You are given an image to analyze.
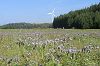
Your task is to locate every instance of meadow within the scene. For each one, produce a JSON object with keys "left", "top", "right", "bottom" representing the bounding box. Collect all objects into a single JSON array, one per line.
[{"left": 0, "top": 29, "right": 100, "bottom": 66}]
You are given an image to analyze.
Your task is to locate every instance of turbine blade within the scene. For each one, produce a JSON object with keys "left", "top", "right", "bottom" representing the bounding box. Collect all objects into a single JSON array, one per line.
[
  {"left": 53, "top": 14, "right": 55, "bottom": 17},
  {"left": 48, "top": 13, "right": 52, "bottom": 15},
  {"left": 52, "top": 8, "right": 55, "bottom": 13}
]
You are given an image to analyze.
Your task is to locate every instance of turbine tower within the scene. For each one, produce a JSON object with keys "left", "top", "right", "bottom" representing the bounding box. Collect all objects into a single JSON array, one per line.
[{"left": 48, "top": 8, "right": 55, "bottom": 22}]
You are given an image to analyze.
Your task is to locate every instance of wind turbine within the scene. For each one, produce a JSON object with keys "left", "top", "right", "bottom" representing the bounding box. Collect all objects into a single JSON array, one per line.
[{"left": 48, "top": 8, "right": 55, "bottom": 22}]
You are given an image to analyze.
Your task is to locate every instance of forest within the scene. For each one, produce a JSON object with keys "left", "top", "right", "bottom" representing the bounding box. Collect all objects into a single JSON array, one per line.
[
  {"left": 0, "top": 23, "right": 52, "bottom": 29},
  {"left": 53, "top": 3, "right": 100, "bottom": 29}
]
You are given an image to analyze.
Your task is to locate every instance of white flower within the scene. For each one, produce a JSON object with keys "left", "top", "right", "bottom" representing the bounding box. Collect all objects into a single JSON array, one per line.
[
  {"left": 96, "top": 46, "right": 99, "bottom": 49},
  {"left": 69, "top": 37, "right": 73, "bottom": 40}
]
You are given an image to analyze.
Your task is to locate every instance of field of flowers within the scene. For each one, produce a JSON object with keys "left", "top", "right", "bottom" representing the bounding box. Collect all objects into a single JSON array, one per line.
[{"left": 0, "top": 29, "right": 100, "bottom": 66}]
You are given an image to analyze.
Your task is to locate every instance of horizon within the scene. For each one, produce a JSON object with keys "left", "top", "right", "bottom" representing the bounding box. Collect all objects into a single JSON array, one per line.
[{"left": 0, "top": 0, "right": 100, "bottom": 25}]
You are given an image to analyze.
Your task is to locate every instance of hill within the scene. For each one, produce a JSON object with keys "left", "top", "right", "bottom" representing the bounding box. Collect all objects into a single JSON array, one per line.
[
  {"left": 53, "top": 3, "right": 100, "bottom": 29},
  {"left": 0, "top": 23, "right": 52, "bottom": 29}
]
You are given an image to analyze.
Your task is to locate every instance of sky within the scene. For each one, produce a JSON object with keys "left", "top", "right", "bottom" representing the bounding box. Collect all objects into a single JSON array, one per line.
[{"left": 0, "top": 0, "right": 100, "bottom": 25}]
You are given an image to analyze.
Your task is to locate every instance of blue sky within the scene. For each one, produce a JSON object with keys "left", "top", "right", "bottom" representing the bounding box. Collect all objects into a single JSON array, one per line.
[{"left": 0, "top": 0, "right": 100, "bottom": 25}]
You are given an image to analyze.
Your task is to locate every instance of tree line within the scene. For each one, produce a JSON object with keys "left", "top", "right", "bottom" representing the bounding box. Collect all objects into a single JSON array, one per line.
[
  {"left": 0, "top": 23, "right": 52, "bottom": 29},
  {"left": 53, "top": 3, "right": 100, "bottom": 29}
]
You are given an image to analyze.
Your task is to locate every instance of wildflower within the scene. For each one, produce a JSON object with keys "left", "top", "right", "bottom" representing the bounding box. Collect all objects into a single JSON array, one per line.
[
  {"left": 81, "top": 45, "right": 93, "bottom": 53},
  {"left": 65, "top": 47, "right": 77, "bottom": 53},
  {"left": 57, "top": 44, "right": 64, "bottom": 50},
  {"left": 69, "top": 37, "right": 73, "bottom": 41},
  {"left": 96, "top": 46, "right": 99, "bottom": 49}
]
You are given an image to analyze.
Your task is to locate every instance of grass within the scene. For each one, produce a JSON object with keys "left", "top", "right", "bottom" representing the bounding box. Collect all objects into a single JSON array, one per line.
[{"left": 0, "top": 29, "right": 100, "bottom": 66}]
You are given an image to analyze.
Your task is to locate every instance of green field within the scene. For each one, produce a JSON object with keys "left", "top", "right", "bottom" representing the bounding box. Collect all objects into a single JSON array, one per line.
[{"left": 0, "top": 29, "right": 100, "bottom": 66}]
